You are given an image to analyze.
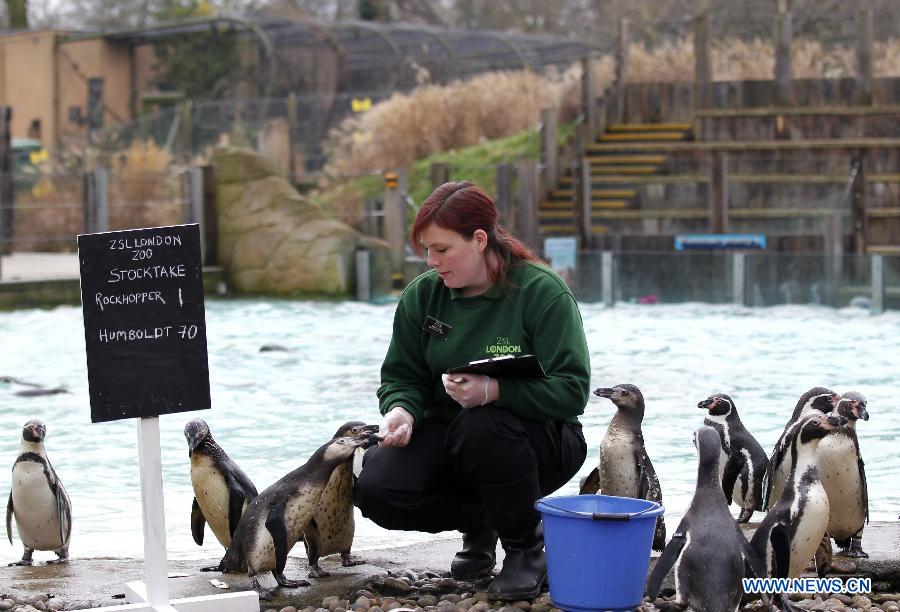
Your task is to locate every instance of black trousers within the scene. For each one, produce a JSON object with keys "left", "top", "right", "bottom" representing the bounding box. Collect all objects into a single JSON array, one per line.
[{"left": 354, "top": 406, "right": 587, "bottom": 539}]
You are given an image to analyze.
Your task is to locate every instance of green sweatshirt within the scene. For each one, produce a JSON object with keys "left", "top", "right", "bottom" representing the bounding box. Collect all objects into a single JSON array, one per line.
[{"left": 377, "top": 260, "right": 591, "bottom": 424}]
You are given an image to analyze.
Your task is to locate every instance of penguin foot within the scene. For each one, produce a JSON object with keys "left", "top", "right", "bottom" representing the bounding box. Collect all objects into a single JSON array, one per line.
[
  {"left": 341, "top": 553, "right": 366, "bottom": 567},
  {"left": 8, "top": 560, "right": 34, "bottom": 566},
  {"left": 272, "top": 570, "right": 310, "bottom": 588},
  {"left": 737, "top": 508, "right": 754, "bottom": 523},
  {"left": 250, "top": 577, "right": 277, "bottom": 601},
  {"left": 307, "top": 563, "right": 330, "bottom": 578},
  {"left": 199, "top": 565, "right": 221, "bottom": 572},
  {"left": 45, "top": 557, "right": 69, "bottom": 565},
  {"left": 837, "top": 538, "right": 869, "bottom": 559}
]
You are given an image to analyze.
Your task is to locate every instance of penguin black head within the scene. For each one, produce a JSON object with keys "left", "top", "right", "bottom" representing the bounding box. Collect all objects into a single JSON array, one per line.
[
  {"left": 331, "top": 421, "right": 380, "bottom": 439},
  {"left": 184, "top": 418, "right": 211, "bottom": 457},
  {"left": 797, "top": 387, "right": 838, "bottom": 414},
  {"left": 21, "top": 419, "right": 46, "bottom": 443},
  {"left": 698, "top": 393, "right": 734, "bottom": 416},
  {"left": 796, "top": 412, "right": 848, "bottom": 446},
  {"left": 694, "top": 426, "right": 722, "bottom": 464},
  {"left": 594, "top": 384, "right": 644, "bottom": 412},
  {"left": 836, "top": 391, "right": 869, "bottom": 422}
]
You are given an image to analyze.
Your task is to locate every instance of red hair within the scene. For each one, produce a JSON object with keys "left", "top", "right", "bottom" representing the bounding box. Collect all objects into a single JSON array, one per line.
[{"left": 410, "top": 181, "right": 541, "bottom": 287}]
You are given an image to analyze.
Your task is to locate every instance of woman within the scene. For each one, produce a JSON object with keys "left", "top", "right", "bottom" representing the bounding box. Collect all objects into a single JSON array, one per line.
[{"left": 354, "top": 181, "right": 590, "bottom": 600}]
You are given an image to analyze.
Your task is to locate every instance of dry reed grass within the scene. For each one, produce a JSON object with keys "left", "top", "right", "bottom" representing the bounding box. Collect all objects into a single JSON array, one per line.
[
  {"left": 105, "top": 140, "right": 183, "bottom": 232},
  {"left": 324, "top": 36, "right": 900, "bottom": 177}
]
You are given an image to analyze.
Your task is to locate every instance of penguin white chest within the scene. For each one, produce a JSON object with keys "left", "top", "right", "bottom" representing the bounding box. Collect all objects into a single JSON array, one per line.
[
  {"left": 816, "top": 436, "right": 865, "bottom": 537},
  {"left": 313, "top": 464, "right": 355, "bottom": 554},
  {"left": 11, "top": 461, "right": 64, "bottom": 550},
  {"left": 190, "top": 455, "right": 233, "bottom": 547},
  {"left": 599, "top": 429, "right": 639, "bottom": 497},
  {"left": 789, "top": 481, "right": 829, "bottom": 577}
]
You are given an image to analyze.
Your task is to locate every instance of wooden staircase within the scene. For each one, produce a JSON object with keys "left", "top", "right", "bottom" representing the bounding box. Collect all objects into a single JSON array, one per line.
[{"left": 539, "top": 123, "right": 693, "bottom": 236}]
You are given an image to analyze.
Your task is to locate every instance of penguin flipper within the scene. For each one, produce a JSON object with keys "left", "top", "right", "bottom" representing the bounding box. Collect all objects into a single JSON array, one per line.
[
  {"left": 579, "top": 467, "right": 600, "bottom": 495},
  {"left": 854, "top": 440, "right": 869, "bottom": 522},
  {"left": 741, "top": 534, "right": 768, "bottom": 579},
  {"left": 191, "top": 497, "right": 206, "bottom": 546},
  {"left": 6, "top": 492, "right": 12, "bottom": 545},
  {"left": 646, "top": 529, "right": 686, "bottom": 599},
  {"left": 264, "top": 503, "right": 290, "bottom": 574},
  {"left": 722, "top": 455, "right": 743, "bottom": 506},
  {"left": 223, "top": 466, "right": 258, "bottom": 537},
  {"left": 770, "top": 522, "right": 790, "bottom": 578}
]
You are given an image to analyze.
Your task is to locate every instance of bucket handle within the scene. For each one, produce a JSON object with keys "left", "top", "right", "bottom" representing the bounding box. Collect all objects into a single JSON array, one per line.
[{"left": 539, "top": 501, "right": 659, "bottom": 521}]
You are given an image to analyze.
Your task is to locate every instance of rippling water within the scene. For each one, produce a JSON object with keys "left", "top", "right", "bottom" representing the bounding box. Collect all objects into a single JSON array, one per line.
[{"left": 1, "top": 299, "right": 897, "bottom": 563}]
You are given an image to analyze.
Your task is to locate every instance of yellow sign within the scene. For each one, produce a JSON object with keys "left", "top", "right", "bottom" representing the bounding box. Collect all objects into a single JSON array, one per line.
[
  {"left": 29, "top": 148, "right": 49, "bottom": 164},
  {"left": 384, "top": 171, "right": 398, "bottom": 189},
  {"left": 351, "top": 97, "right": 372, "bottom": 112}
]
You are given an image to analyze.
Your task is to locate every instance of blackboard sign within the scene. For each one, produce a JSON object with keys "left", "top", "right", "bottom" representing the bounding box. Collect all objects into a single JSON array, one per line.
[{"left": 78, "top": 224, "right": 211, "bottom": 423}]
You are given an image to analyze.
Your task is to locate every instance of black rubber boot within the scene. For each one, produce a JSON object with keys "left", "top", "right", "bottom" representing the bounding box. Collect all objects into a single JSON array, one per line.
[
  {"left": 451, "top": 515, "right": 498, "bottom": 579},
  {"left": 487, "top": 523, "right": 547, "bottom": 601}
]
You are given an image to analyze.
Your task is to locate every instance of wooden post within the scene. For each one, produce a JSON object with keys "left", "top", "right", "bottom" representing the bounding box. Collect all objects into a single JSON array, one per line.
[
  {"left": 201, "top": 165, "right": 217, "bottom": 266},
  {"left": 709, "top": 152, "right": 728, "bottom": 233},
  {"left": 0, "top": 105, "right": 12, "bottom": 263},
  {"left": 857, "top": 5, "right": 874, "bottom": 105},
  {"left": 851, "top": 154, "right": 867, "bottom": 255},
  {"left": 84, "top": 167, "right": 109, "bottom": 234},
  {"left": 287, "top": 93, "right": 298, "bottom": 183},
  {"left": 614, "top": 18, "right": 629, "bottom": 125},
  {"left": 871, "top": 254, "right": 884, "bottom": 315},
  {"left": 517, "top": 160, "right": 540, "bottom": 252},
  {"left": 495, "top": 163, "right": 514, "bottom": 231},
  {"left": 184, "top": 167, "right": 206, "bottom": 263},
  {"left": 577, "top": 157, "right": 592, "bottom": 246},
  {"left": 581, "top": 56, "right": 597, "bottom": 140},
  {"left": 601, "top": 251, "right": 615, "bottom": 307},
  {"left": 774, "top": 0, "right": 793, "bottom": 106},
  {"left": 694, "top": 12, "right": 711, "bottom": 108},
  {"left": 540, "top": 108, "right": 558, "bottom": 194},
  {"left": 824, "top": 211, "right": 844, "bottom": 306},
  {"left": 355, "top": 249, "right": 371, "bottom": 302},
  {"left": 732, "top": 253, "right": 746, "bottom": 306},
  {"left": 384, "top": 169, "right": 406, "bottom": 274},
  {"left": 181, "top": 101, "right": 193, "bottom": 162},
  {"left": 430, "top": 162, "right": 450, "bottom": 190}
]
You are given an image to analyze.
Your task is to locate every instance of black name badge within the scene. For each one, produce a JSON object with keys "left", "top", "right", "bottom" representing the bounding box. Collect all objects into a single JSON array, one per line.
[
  {"left": 423, "top": 315, "right": 453, "bottom": 340},
  {"left": 77, "top": 224, "right": 211, "bottom": 423}
]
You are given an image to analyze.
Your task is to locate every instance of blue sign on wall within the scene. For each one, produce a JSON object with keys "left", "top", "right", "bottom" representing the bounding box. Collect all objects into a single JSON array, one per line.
[{"left": 674, "top": 234, "right": 767, "bottom": 251}]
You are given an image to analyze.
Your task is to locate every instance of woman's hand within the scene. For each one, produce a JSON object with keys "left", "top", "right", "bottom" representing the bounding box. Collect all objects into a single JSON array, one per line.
[
  {"left": 379, "top": 406, "right": 414, "bottom": 447},
  {"left": 442, "top": 373, "right": 498, "bottom": 409}
]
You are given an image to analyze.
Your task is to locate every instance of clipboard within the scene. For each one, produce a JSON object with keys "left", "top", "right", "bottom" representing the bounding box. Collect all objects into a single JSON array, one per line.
[{"left": 446, "top": 354, "right": 546, "bottom": 378}]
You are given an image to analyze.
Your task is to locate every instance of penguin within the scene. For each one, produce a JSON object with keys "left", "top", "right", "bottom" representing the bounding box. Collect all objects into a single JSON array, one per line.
[
  {"left": 647, "top": 426, "right": 767, "bottom": 612},
  {"left": 184, "top": 418, "right": 258, "bottom": 572},
  {"left": 303, "top": 421, "right": 380, "bottom": 578},
  {"left": 816, "top": 391, "right": 870, "bottom": 561},
  {"left": 5, "top": 419, "right": 72, "bottom": 566},
  {"left": 698, "top": 393, "right": 769, "bottom": 523},
  {"left": 750, "top": 412, "right": 848, "bottom": 588},
  {"left": 221, "top": 432, "right": 380, "bottom": 599},
  {"left": 579, "top": 384, "right": 666, "bottom": 551},
  {"left": 764, "top": 387, "right": 838, "bottom": 509}
]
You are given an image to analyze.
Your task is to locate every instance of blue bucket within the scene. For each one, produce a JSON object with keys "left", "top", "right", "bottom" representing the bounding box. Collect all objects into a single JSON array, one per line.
[{"left": 535, "top": 494, "right": 664, "bottom": 612}]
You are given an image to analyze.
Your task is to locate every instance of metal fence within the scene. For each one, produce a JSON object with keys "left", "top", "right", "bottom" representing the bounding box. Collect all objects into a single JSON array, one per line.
[{"left": 0, "top": 167, "right": 198, "bottom": 254}]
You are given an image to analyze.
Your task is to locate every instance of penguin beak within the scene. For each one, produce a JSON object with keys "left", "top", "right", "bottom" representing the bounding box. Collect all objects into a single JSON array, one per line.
[
  {"left": 854, "top": 403, "right": 869, "bottom": 421},
  {"left": 825, "top": 414, "right": 848, "bottom": 429},
  {"left": 186, "top": 432, "right": 203, "bottom": 456},
  {"left": 698, "top": 398, "right": 713, "bottom": 410},
  {"left": 594, "top": 388, "right": 614, "bottom": 399}
]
